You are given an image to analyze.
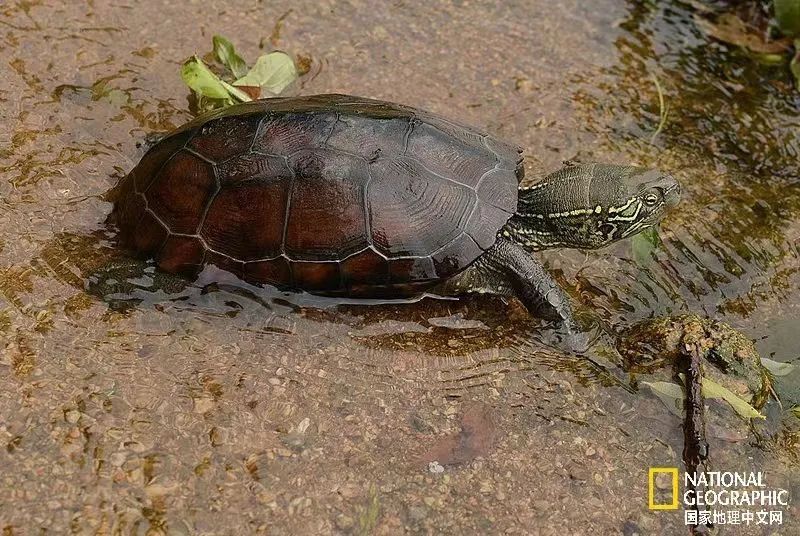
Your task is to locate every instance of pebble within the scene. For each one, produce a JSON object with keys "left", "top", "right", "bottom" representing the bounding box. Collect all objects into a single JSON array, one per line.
[
  {"left": 428, "top": 461, "right": 445, "bottom": 474},
  {"left": 338, "top": 484, "right": 360, "bottom": 499},
  {"left": 193, "top": 396, "right": 214, "bottom": 414},
  {"left": 568, "top": 465, "right": 589, "bottom": 482},
  {"left": 335, "top": 514, "right": 354, "bottom": 530},
  {"left": 408, "top": 505, "right": 428, "bottom": 522}
]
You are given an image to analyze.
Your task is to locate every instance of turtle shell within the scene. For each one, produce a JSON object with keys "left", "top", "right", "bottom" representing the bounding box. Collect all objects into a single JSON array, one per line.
[{"left": 114, "top": 94, "right": 522, "bottom": 293}]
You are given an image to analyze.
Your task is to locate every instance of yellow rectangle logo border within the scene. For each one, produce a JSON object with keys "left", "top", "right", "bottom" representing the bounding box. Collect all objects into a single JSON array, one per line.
[{"left": 648, "top": 467, "right": 679, "bottom": 510}]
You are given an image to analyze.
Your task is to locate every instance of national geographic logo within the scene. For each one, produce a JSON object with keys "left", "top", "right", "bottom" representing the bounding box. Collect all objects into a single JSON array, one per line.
[
  {"left": 648, "top": 468, "right": 790, "bottom": 526},
  {"left": 648, "top": 467, "right": 679, "bottom": 510}
]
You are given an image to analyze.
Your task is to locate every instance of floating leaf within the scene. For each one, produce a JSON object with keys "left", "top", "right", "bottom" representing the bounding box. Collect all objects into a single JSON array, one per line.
[
  {"left": 761, "top": 357, "right": 797, "bottom": 377},
  {"left": 213, "top": 35, "right": 248, "bottom": 79},
  {"left": 700, "top": 377, "right": 764, "bottom": 420},
  {"left": 181, "top": 55, "right": 233, "bottom": 101},
  {"left": 642, "top": 381, "right": 684, "bottom": 416},
  {"left": 775, "top": 0, "right": 800, "bottom": 37},
  {"left": 181, "top": 55, "right": 252, "bottom": 108},
  {"left": 694, "top": 13, "right": 792, "bottom": 54},
  {"left": 234, "top": 51, "right": 298, "bottom": 95},
  {"left": 644, "top": 376, "right": 764, "bottom": 420},
  {"left": 182, "top": 38, "right": 300, "bottom": 113}
]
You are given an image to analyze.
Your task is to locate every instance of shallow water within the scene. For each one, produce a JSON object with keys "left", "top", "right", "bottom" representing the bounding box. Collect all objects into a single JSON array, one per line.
[{"left": 1, "top": 0, "right": 798, "bottom": 533}]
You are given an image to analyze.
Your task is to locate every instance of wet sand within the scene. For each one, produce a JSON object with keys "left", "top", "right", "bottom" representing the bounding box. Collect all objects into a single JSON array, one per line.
[{"left": 1, "top": 1, "right": 798, "bottom": 533}]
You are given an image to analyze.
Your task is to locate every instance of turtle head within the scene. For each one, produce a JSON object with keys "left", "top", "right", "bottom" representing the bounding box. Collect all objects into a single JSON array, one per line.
[{"left": 516, "top": 163, "right": 681, "bottom": 250}]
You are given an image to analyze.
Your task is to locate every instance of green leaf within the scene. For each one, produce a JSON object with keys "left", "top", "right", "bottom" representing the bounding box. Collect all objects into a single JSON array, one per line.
[
  {"left": 700, "top": 377, "right": 764, "bottom": 420},
  {"left": 219, "top": 79, "right": 253, "bottom": 102},
  {"left": 234, "top": 51, "right": 298, "bottom": 95},
  {"left": 775, "top": 0, "right": 800, "bottom": 37},
  {"left": 213, "top": 35, "right": 248, "bottom": 79},
  {"left": 791, "top": 40, "right": 800, "bottom": 89},
  {"left": 643, "top": 377, "right": 765, "bottom": 420},
  {"left": 761, "top": 357, "right": 797, "bottom": 377},
  {"left": 631, "top": 227, "right": 661, "bottom": 266},
  {"left": 643, "top": 380, "right": 684, "bottom": 399},
  {"left": 754, "top": 53, "right": 788, "bottom": 65},
  {"left": 791, "top": 406, "right": 800, "bottom": 419},
  {"left": 642, "top": 381, "right": 684, "bottom": 416},
  {"left": 181, "top": 55, "right": 233, "bottom": 101}
]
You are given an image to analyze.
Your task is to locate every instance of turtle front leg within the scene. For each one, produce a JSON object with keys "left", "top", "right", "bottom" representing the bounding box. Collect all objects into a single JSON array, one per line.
[{"left": 441, "top": 237, "right": 586, "bottom": 349}]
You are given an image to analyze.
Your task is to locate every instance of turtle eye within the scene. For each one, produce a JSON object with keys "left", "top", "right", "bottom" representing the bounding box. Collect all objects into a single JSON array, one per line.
[{"left": 643, "top": 189, "right": 661, "bottom": 206}]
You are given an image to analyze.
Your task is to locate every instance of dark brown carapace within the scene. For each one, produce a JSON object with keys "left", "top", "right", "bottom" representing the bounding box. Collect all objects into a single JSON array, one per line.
[{"left": 113, "top": 94, "right": 522, "bottom": 294}]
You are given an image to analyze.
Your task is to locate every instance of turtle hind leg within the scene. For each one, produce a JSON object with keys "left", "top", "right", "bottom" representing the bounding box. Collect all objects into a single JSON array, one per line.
[
  {"left": 442, "top": 237, "right": 591, "bottom": 351},
  {"left": 438, "top": 255, "right": 514, "bottom": 299}
]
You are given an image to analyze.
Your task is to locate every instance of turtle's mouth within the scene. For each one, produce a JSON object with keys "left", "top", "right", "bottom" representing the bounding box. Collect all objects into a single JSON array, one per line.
[{"left": 663, "top": 181, "right": 681, "bottom": 208}]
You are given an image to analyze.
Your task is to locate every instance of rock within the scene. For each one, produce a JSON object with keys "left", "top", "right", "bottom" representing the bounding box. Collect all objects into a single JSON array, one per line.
[
  {"left": 427, "top": 461, "right": 445, "bottom": 474},
  {"left": 419, "top": 403, "right": 498, "bottom": 467}
]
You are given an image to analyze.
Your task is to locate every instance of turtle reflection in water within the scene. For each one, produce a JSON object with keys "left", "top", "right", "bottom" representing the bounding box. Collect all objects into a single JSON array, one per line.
[{"left": 112, "top": 94, "right": 680, "bottom": 345}]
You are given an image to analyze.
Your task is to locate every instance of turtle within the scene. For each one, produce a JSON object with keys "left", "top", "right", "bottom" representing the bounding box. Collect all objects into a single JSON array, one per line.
[{"left": 112, "top": 94, "right": 680, "bottom": 340}]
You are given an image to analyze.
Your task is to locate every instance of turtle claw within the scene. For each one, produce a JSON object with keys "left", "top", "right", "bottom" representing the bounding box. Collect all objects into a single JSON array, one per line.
[
  {"left": 136, "top": 132, "right": 166, "bottom": 152},
  {"left": 555, "top": 310, "right": 600, "bottom": 353},
  {"left": 537, "top": 321, "right": 593, "bottom": 353}
]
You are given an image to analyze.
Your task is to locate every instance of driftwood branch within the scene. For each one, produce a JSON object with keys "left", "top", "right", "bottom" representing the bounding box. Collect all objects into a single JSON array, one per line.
[{"left": 683, "top": 341, "right": 711, "bottom": 535}]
